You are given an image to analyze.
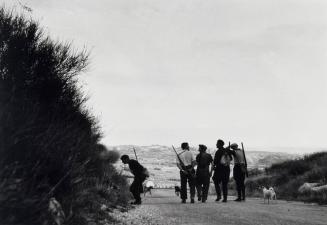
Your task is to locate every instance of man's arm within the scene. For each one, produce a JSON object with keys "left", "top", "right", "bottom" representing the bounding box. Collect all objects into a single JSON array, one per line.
[
  {"left": 213, "top": 150, "right": 221, "bottom": 168},
  {"left": 209, "top": 155, "right": 214, "bottom": 176},
  {"left": 228, "top": 148, "right": 236, "bottom": 157},
  {"left": 191, "top": 152, "right": 197, "bottom": 167},
  {"left": 176, "top": 158, "right": 183, "bottom": 171}
]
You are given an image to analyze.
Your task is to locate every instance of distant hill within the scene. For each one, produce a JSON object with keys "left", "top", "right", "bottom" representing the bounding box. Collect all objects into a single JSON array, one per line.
[{"left": 111, "top": 145, "right": 299, "bottom": 187}]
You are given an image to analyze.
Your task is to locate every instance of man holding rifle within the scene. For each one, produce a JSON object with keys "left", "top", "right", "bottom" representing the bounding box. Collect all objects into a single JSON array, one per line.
[
  {"left": 231, "top": 143, "right": 248, "bottom": 202},
  {"left": 120, "top": 154, "right": 148, "bottom": 205},
  {"left": 174, "top": 142, "right": 196, "bottom": 204}
]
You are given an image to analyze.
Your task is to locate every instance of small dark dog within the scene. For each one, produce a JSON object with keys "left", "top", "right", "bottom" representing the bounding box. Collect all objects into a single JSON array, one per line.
[{"left": 175, "top": 186, "right": 181, "bottom": 196}]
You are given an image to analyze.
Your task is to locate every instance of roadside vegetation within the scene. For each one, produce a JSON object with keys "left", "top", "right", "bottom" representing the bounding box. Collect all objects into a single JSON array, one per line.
[
  {"left": 244, "top": 152, "right": 327, "bottom": 204},
  {"left": 0, "top": 8, "right": 129, "bottom": 225}
]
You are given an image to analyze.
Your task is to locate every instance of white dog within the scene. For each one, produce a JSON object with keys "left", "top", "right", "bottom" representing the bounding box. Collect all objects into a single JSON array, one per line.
[
  {"left": 269, "top": 187, "right": 277, "bottom": 201},
  {"left": 143, "top": 180, "right": 155, "bottom": 196},
  {"left": 261, "top": 186, "right": 274, "bottom": 204}
]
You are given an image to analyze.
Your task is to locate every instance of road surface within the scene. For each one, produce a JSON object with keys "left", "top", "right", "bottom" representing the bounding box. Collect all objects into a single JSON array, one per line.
[{"left": 109, "top": 189, "right": 327, "bottom": 225}]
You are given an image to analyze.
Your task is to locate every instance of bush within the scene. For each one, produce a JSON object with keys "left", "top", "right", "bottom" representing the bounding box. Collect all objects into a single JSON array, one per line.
[
  {"left": 0, "top": 8, "right": 129, "bottom": 225},
  {"left": 246, "top": 151, "right": 327, "bottom": 204}
]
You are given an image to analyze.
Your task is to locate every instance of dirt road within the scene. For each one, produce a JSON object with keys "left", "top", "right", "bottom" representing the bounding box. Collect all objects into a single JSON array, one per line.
[{"left": 109, "top": 189, "right": 327, "bottom": 225}]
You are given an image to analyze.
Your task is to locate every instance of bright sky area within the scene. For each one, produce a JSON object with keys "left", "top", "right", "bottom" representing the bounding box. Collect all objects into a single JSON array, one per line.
[{"left": 3, "top": 0, "right": 327, "bottom": 153}]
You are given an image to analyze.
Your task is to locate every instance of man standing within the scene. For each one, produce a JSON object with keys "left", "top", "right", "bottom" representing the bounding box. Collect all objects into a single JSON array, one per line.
[
  {"left": 212, "top": 139, "right": 233, "bottom": 202},
  {"left": 195, "top": 144, "right": 213, "bottom": 203},
  {"left": 120, "top": 155, "right": 147, "bottom": 205},
  {"left": 176, "top": 142, "right": 196, "bottom": 204},
  {"left": 231, "top": 143, "right": 247, "bottom": 201}
]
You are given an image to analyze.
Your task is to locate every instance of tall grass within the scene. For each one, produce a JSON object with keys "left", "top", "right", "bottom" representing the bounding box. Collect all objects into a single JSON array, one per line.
[{"left": 0, "top": 8, "right": 129, "bottom": 225}]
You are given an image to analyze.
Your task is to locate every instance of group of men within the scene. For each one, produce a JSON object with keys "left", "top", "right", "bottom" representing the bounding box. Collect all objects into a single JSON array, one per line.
[
  {"left": 120, "top": 139, "right": 247, "bottom": 205},
  {"left": 176, "top": 139, "right": 247, "bottom": 203}
]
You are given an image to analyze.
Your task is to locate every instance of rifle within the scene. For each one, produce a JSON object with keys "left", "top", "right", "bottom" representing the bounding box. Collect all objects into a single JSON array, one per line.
[
  {"left": 133, "top": 147, "right": 138, "bottom": 161},
  {"left": 132, "top": 147, "right": 149, "bottom": 178},
  {"left": 172, "top": 145, "right": 194, "bottom": 176},
  {"left": 241, "top": 142, "right": 249, "bottom": 177}
]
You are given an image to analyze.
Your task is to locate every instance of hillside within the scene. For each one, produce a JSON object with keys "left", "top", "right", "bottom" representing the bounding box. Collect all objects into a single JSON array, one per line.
[
  {"left": 112, "top": 145, "right": 298, "bottom": 187},
  {"left": 246, "top": 151, "right": 327, "bottom": 204}
]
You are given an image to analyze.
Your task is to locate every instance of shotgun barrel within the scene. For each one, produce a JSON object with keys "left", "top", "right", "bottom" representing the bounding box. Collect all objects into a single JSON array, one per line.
[
  {"left": 241, "top": 142, "right": 249, "bottom": 177},
  {"left": 133, "top": 147, "right": 138, "bottom": 161}
]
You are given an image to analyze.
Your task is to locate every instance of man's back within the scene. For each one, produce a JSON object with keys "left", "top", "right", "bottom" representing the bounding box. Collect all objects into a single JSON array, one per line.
[
  {"left": 128, "top": 159, "right": 144, "bottom": 177},
  {"left": 177, "top": 150, "right": 195, "bottom": 167},
  {"left": 233, "top": 149, "right": 245, "bottom": 164},
  {"left": 196, "top": 152, "right": 213, "bottom": 169}
]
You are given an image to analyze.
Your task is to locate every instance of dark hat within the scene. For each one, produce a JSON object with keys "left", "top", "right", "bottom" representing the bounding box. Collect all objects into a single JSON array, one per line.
[
  {"left": 181, "top": 142, "right": 189, "bottom": 149},
  {"left": 120, "top": 155, "right": 129, "bottom": 161},
  {"left": 199, "top": 144, "right": 207, "bottom": 151},
  {"left": 217, "top": 139, "right": 224, "bottom": 146},
  {"left": 230, "top": 143, "right": 238, "bottom": 149}
]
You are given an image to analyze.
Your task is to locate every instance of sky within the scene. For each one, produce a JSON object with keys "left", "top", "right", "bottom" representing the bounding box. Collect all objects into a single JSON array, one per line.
[{"left": 2, "top": 0, "right": 327, "bottom": 152}]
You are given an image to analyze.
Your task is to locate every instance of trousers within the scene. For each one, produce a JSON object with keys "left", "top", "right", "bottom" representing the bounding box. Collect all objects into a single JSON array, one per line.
[
  {"left": 196, "top": 173, "right": 210, "bottom": 201},
  {"left": 130, "top": 176, "right": 146, "bottom": 202},
  {"left": 180, "top": 170, "right": 196, "bottom": 200},
  {"left": 212, "top": 166, "right": 230, "bottom": 200},
  {"left": 233, "top": 164, "right": 246, "bottom": 199}
]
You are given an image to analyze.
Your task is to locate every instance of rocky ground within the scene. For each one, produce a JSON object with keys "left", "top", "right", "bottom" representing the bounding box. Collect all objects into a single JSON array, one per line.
[{"left": 106, "top": 189, "right": 327, "bottom": 225}]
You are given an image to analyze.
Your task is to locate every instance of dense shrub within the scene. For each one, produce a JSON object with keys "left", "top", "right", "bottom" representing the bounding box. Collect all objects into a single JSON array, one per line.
[
  {"left": 245, "top": 152, "right": 327, "bottom": 204},
  {"left": 0, "top": 8, "right": 129, "bottom": 225},
  {"left": 247, "top": 168, "right": 264, "bottom": 177}
]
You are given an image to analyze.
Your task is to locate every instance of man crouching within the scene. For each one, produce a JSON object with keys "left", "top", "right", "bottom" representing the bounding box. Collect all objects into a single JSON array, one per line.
[{"left": 121, "top": 155, "right": 147, "bottom": 205}]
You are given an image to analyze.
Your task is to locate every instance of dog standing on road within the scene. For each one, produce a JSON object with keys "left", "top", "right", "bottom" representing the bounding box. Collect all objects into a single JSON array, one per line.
[
  {"left": 261, "top": 186, "right": 274, "bottom": 204},
  {"left": 175, "top": 186, "right": 181, "bottom": 196}
]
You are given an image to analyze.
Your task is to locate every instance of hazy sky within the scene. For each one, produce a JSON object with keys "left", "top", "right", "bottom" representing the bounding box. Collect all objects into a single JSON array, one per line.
[{"left": 3, "top": 0, "right": 327, "bottom": 151}]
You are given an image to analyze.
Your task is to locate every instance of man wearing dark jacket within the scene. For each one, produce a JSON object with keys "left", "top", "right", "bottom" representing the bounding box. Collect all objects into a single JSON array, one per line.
[
  {"left": 196, "top": 144, "right": 213, "bottom": 203},
  {"left": 121, "top": 155, "right": 147, "bottom": 205},
  {"left": 231, "top": 143, "right": 247, "bottom": 201},
  {"left": 212, "top": 139, "right": 234, "bottom": 202}
]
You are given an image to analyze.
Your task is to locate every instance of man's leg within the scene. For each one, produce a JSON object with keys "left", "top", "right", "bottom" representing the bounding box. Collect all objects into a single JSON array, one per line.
[
  {"left": 235, "top": 178, "right": 242, "bottom": 201},
  {"left": 222, "top": 168, "right": 230, "bottom": 202},
  {"left": 196, "top": 176, "right": 202, "bottom": 201},
  {"left": 202, "top": 176, "right": 210, "bottom": 202},
  {"left": 234, "top": 167, "right": 242, "bottom": 201},
  {"left": 188, "top": 174, "right": 196, "bottom": 203},
  {"left": 134, "top": 178, "right": 143, "bottom": 204},
  {"left": 240, "top": 173, "right": 246, "bottom": 200},
  {"left": 213, "top": 176, "right": 222, "bottom": 200},
  {"left": 180, "top": 171, "right": 187, "bottom": 202},
  {"left": 130, "top": 180, "right": 141, "bottom": 203}
]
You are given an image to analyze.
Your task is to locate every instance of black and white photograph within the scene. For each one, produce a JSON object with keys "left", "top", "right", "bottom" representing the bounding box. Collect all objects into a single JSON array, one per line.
[{"left": 0, "top": 0, "right": 326, "bottom": 225}]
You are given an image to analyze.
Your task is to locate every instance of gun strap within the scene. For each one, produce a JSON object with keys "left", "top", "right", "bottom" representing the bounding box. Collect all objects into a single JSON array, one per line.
[{"left": 178, "top": 150, "right": 186, "bottom": 156}]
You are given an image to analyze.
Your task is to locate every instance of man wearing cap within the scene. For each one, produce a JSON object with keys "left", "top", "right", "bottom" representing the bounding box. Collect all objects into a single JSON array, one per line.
[
  {"left": 120, "top": 154, "right": 147, "bottom": 205},
  {"left": 231, "top": 143, "right": 247, "bottom": 201},
  {"left": 195, "top": 144, "right": 213, "bottom": 203},
  {"left": 212, "top": 139, "right": 234, "bottom": 202},
  {"left": 176, "top": 142, "right": 196, "bottom": 203}
]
